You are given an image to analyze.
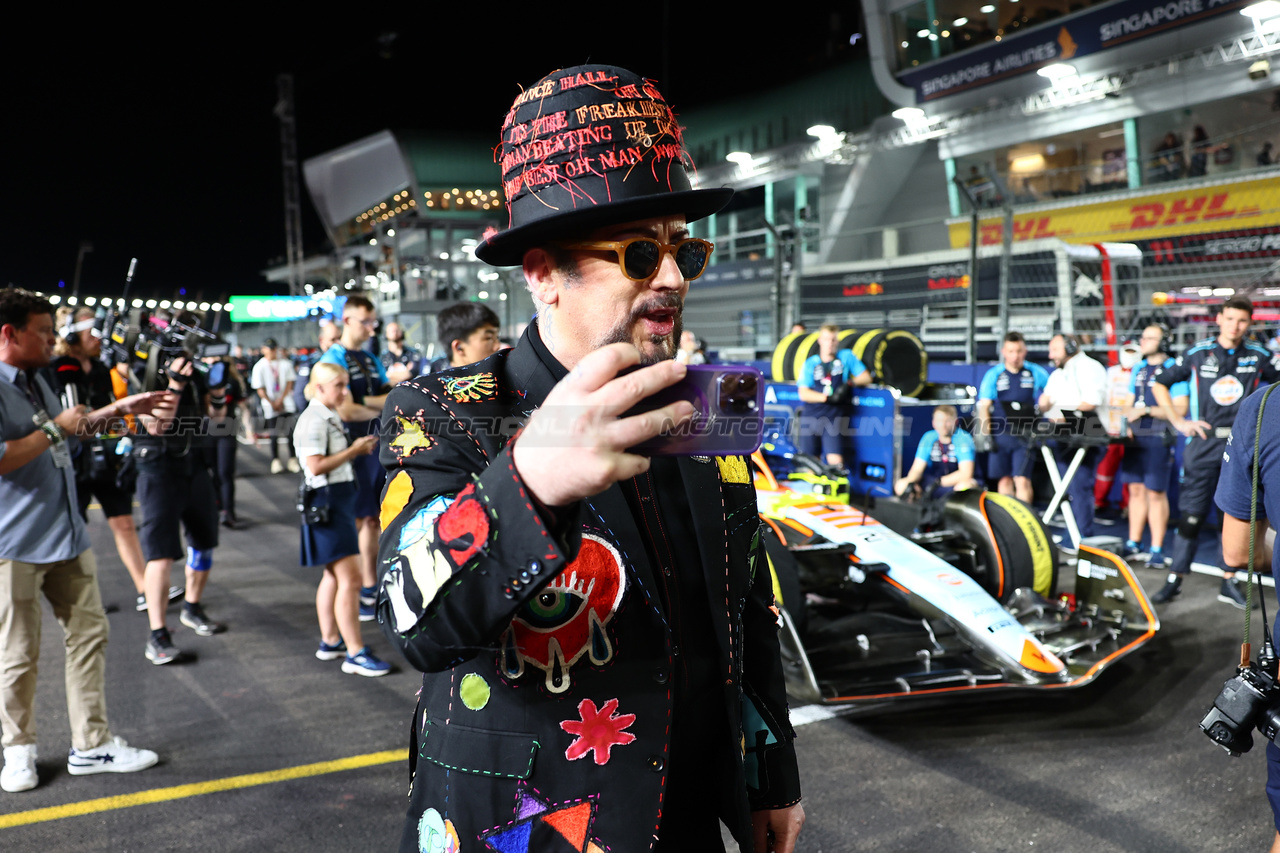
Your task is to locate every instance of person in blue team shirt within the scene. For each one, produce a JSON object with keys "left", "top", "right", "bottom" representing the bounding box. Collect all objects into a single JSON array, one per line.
[
  {"left": 796, "top": 324, "right": 872, "bottom": 469},
  {"left": 1120, "top": 324, "right": 1188, "bottom": 567},
  {"left": 318, "top": 295, "right": 393, "bottom": 621},
  {"left": 976, "top": 331, "right": 1050, "bottom": 504},
  {"left": 1214, "top": 379, "right": 1280, "bottom": 851},
  {"left": 894, "top": 405, "right": 979, "bottom": 498},
  {"left": 1150, "top": 296, "right": 1280, "bottom": 607}
]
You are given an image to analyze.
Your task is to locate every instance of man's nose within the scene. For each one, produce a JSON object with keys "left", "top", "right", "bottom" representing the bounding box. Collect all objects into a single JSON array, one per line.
[{"left": 650, "top": 252, "right": 686, "bottom": 292}]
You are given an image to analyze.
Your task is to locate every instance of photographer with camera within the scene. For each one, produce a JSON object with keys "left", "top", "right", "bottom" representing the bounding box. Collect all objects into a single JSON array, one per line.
[
  {"left": 134, "top": 313, "right": 228, "bottom": 664},
  {"left": 203, "top": 355, "right": 247, "bottom": 529},
  {"left": 293, "top": 361, "right": 390, "bottom": 676},
  {"left": 0, "top": 289, "right": 169, "bottom": 792},
  {"left": 46, "top": 307, "right": 180, "bottom": 612},
  {"left": 795, "top": 323, "right": 871, "bottom": 470},
  {"left": 1210, "top": 380, "right": 1280, "bottom": 851}
]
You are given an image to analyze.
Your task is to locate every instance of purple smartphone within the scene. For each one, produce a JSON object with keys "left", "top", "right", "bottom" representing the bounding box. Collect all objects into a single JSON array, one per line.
[{"left": 623, "top": 365, "right": 765, "bottom": 456}]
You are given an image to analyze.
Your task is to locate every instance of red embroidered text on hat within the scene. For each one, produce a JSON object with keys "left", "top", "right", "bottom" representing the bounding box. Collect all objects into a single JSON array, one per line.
[{"left": 474, "top": 65, "right": 732, "bottom": 266}]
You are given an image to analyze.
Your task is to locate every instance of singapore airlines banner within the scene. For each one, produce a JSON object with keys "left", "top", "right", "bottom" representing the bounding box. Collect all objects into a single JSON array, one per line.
[{"left": 898, "top": 0, "right": 1250, "bottom": 102}]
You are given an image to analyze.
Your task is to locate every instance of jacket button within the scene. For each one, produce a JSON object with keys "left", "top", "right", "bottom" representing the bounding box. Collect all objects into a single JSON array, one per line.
[
  {"left": 502, "top": 587, "right": 514, "bottom": 599},
  {"left": 528, "top": 561, "right": 541, "bottom": 575},
  {"left": 519, "top": 571, "right": 530, "bottom": 582},
  {"left": 662, "top": 566, "right": 672, "bottom": 577},
  {"left": 653, "top": 667, "right": 668, "bottom": 684},
  {"left": 648, "top": 755, "right": 664, "bottom": 772},
  {"left": 510, "top": 578, "right": 521, "bottom": 590}
]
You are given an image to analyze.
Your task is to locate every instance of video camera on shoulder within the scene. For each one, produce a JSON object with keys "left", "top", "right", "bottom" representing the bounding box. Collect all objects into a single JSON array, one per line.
[{"left": 101, "top": 308, "right": 231, "bottom": 393}]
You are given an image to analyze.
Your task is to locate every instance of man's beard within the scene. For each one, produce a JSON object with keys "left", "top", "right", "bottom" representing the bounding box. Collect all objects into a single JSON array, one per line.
[{"left": 591, "top": 293, "right": 683, "bottom": 365}]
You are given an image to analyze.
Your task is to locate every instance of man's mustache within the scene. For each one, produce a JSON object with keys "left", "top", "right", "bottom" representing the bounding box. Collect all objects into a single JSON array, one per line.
[{"left": 629, "top": 293, "right": 683, "bottom": 325}]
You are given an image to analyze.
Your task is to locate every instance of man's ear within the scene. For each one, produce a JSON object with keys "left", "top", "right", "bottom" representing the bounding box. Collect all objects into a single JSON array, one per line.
[{"left": 522, "top": 248, "right": 561, "bottom": 308}]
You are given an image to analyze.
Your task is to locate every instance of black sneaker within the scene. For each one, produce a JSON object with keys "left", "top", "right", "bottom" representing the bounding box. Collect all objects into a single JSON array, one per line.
[
  {"left": 1150, "top": 574, "right": 1183, "bottom": 604},
  {"left": 180, "top": 604, "right": 226, "bottom": 636},
  {"left": 145, "top": 632, "right": 182, "bottom": 665},
  {"left": 1218, "top": 578, "right": 1251, "bottom": 610},
  {"left": 135, "top": 587, "right": 185, "bottom": 613}
]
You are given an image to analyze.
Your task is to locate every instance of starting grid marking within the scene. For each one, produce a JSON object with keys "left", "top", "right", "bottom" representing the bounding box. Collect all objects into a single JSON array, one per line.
[
  {"left": 0, "top": 748, "right": 407, "bottom": 830},
  {"left": 1, "top": 708, "right": 855, "bottom": 830}
]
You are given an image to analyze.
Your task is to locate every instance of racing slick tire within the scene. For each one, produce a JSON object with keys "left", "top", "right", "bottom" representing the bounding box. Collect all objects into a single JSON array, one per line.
[
  {"left": 770, "top": 328, "right": 859, "bottom": 382},
  {"left": 943, "top": 490, "right": 1058, "bottom": 603},
  {"left": 851, "top": 328, "right": 928, "bottom": 398}
]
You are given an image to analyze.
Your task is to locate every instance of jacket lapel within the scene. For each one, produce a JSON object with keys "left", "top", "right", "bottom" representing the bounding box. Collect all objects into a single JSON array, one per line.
[{"left": 677, "top": 457, "right": 736, "bottom": 663}]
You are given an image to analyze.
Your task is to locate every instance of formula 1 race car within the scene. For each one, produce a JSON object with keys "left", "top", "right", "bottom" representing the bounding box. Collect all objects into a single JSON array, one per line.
[{"left": 753, "top": 450, "right": 1160, "bottom": 716}]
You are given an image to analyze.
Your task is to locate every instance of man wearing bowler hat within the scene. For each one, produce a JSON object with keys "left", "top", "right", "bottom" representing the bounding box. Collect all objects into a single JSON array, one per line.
[{"left": 376, "top": 66, "right": 803, "bottom": 852}]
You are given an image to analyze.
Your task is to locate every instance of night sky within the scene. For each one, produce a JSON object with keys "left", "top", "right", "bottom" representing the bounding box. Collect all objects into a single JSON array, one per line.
[{"left": 2, "top": 7, "right": 861, "bottom": 303}]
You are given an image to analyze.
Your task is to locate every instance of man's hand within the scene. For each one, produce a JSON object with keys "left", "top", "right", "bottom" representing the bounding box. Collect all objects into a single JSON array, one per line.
[
  {"left": 752, "top": 803, "right": 805, "bottom": 853},
  {"left": 1037, "top": 391, "right": 1052, "bottom": 411},
  {"left": 1173, "top": 416, "right": 1212, "bottom": 439},
  {"left": 512, "top": 343, "right": 694, "bottom": 508},
  {"left": 350, "top": 435, "right": 379, "bottom": 456},
  {"left": 116, "top": 391, "right": 175, "bottom": 417},
  {"left": 167, "top": 356, "right": 195, "bottom": 389},
  {"left": 386, "top": 363, "right": 411, "bottom": 385},
  {"left": 53, "top": 404, "right": 88, "bottom": 436}
]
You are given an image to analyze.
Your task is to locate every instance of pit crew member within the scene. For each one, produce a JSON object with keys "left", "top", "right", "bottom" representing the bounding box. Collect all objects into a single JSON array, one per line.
[
  {"left": 1150, "top": 296, "right": 1280, "bottom": 607},
  {"left": 976, "top": 331, "right": 1049, "bottom": 504}
]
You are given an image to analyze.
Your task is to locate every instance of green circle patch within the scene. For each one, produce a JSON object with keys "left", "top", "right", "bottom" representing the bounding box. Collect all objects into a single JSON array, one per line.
[{"left": 460, "top": 673, "right": 491, "bottom": 711}]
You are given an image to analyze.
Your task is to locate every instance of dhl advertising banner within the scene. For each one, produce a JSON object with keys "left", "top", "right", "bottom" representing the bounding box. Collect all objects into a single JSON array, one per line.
[{"left": 947, "top": 175, "right": 1280, "bottom": 249}]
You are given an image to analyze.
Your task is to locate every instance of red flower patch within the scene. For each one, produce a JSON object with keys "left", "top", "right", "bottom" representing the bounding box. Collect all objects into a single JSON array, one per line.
[
  {"left": 560, "top": 698, "right": 636, "bottom": 766},
  {"left": 435, "top": 484, "right": 489, "bottom": 566}
]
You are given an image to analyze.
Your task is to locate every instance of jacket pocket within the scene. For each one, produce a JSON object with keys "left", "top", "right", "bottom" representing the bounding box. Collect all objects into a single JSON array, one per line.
[{"left": 419, "top": 719, "right": 539, "bottom": 779}]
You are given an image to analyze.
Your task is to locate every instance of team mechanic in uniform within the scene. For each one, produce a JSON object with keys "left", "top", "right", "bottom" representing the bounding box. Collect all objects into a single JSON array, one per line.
[
  {"left": 375, "top": 66, "right": 804, "bottom": 853},
  {"left": 1149, "top": 296, "right": 1280, "bottom": 607},
  {"left": 975, "top": 331, "right": 1049, "bottom": 505}
]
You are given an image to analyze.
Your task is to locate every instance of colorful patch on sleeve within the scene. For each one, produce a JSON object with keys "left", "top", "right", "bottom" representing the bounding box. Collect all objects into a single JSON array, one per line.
[
  {"left": 418, "top": 807, "right": 461, "bottom": 853},
  {"left": 498, "top": 533, "right": 626, "bottom": 694},
  {"left": 460, "top": 673, "right": 491, "bottom": 711},
  {"left": 480, "top": 782, "right": 606, "bottom": 853},
  {"left": 560, "top": 698, "right": 636, "bottom": 765},
  {"left": 741, "top": 695, "right": 779, "bottom": 790},
  {"left": 435, "top": 484, "right": 490, "bottom": 567},
  {"left": 390, "top": 417, "right": 434, "bottom": 459},
  {"left": 395, "top": 495, "right": 462, "bottom": 616},
  {"left": 715, "top": 455, "right": 751, "bottom": 484},
  {"left": 441, "top": 372, "right": 499, "bottom": 403},
  {"left": 380, "top": 471, "right": 415, "bottom": 531}
]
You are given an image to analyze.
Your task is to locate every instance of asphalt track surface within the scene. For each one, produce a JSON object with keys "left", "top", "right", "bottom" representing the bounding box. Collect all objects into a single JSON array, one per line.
[{"left": 1, "top": 448, "right": 1274, "bottom": 852}]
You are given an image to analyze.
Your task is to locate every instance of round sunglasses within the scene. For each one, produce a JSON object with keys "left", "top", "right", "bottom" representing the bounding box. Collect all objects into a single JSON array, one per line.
[{"left": 556, "top": 237, "right": 714, "bottom": 281}]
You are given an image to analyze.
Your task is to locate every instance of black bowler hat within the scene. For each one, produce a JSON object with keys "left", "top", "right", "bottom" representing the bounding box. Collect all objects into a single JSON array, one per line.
[{"left": 475, "top": 65, "right": 733, "bottom": 267}]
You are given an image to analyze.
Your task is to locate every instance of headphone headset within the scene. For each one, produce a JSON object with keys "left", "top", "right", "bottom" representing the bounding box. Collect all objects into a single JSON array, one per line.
[
  {"left": 1151, "top": 322, "right": 1172, "bottom": 352},
  {"left": 60, "top": 316, "right": 95, "bottom": 347},
  {"left": 1061, "top": 334, "right": 1080, "bottom": 357}
]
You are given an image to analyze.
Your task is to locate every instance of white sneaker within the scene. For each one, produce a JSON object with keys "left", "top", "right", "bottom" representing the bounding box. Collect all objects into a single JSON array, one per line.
[
  {"left": 270, "top": 459, "right": 285, "bottom": 474},
  {"left": 286, "top": 457, "right": 301, "bottom": 474},
  {"left": 67, "top": 736, "right": 158, "bottom": 776},
  {"left": 1, "top": 744, "right": 38, "bottom": 792}
]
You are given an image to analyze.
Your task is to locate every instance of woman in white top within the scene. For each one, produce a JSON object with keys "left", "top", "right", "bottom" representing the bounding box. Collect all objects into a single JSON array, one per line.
[{"left": 293, "top": 362, "right": 390, "bottom": 677}]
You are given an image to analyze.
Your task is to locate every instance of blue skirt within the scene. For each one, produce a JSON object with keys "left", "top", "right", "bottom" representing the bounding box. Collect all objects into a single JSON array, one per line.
[{"left": 300, "top": 481, "right": 360, "bottom": 567}]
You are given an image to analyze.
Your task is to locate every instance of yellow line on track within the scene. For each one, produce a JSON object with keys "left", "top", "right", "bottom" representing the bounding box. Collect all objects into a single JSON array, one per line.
[{"left": 0, "top": 748, "right": 407, "bottom": 829}]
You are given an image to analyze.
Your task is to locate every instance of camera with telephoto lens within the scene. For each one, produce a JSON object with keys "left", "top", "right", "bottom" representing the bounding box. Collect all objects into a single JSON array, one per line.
[
  {"left": 1200, "top": 653, "right": 1280, "bottom": 756},
  {"left": 101, "top": 308, "right": 230, "bottom": 392}
]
